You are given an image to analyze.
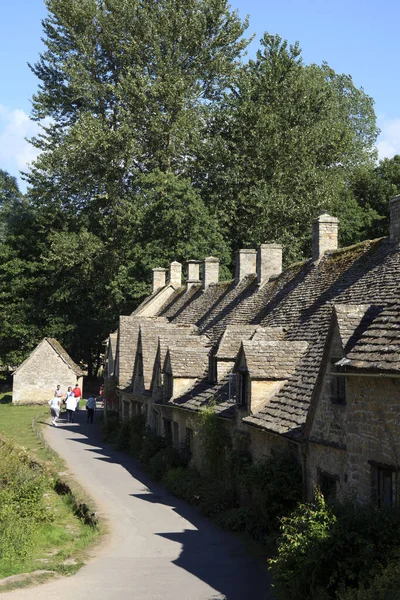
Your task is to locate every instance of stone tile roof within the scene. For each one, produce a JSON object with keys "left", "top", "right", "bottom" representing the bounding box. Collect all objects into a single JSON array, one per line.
[
  {"left": 140, "top": 322, "right": 200, "bottom": 390},
  {"left": 334, "top": 304, "right": 372, "bottom": 349},
  {"left": 238, "top": 340, "right": 308, "bottom": 379},
  {"left": 339, "top": 303, "right": 400, "bottom": 372},
  {"left": 166, "top": 344, "right": 211, "bottom": 379},
  {"left": 46, "top": 338, "right": 85, "bottom": 377},
  {"left": 117, "top": 316, "right": 143, "bottom": 391},
  {"left": 128, "top": 237, "right": 400, "bottom": 439},
  {"left": 158, "top": 376, "right": 236, "bottom": 418},
  {"left": 216, "top": 325, "right": 258, "bottom": 359}
]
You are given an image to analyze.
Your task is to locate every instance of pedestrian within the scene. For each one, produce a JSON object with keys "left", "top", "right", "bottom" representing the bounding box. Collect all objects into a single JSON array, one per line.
[
  {"left": 48, "top": 395, "right": 61, "bottom": 426},
  {"left": 72, "top": 382, "right": 82, "bottom": 412},
  {"left": 65, "top": 386, "right": 76, "bottom": 423},
  {"left": 54, "top": 384, "right": 63, "bottom": 399},
  {"left": 86, "top": 395, "right": 96, "bottom": 424}
]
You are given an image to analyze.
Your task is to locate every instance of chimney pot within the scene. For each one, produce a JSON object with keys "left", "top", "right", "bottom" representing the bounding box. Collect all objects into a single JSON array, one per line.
[
  {"left": 186, "top": 260, "right": 201, "bottom": 292},
  {"left": 257, "top": 243, "right": 283, "bottom": 285},
  {"left": 235, "top": 249, "right": 257, "bottom": 283},
  {"left": 389, "top": 195, "right": 400, "bottom": 243},
  {"left": 152, "top": 268, "right": 167, "bottom": 294},
  {"left": 203, "top": 256, "right": 219, "bottom": 290},
  {"left": 312, "top": 213, "right": 339, "bottom": 261},
  {"left": 169, "top": 261, "right": 182, "bottom": 288}
]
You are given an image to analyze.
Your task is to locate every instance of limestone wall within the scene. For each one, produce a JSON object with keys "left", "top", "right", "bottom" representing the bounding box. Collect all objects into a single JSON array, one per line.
[{"left": 13, "top": 341, "right": 80, "bottom": 404}]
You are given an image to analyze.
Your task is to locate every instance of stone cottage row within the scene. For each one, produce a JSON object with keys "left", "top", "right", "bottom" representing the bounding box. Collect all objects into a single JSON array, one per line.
[{"left": 105, "top": 197, "right": 400, "bottom": 507}]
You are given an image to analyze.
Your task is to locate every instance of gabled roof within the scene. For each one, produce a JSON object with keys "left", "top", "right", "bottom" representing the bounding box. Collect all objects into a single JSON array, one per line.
[
  {"left": 13, "top": 338, "right": 84, "bottom": 377},
  {"left": 139, "top": 322, "right": 199, "bottom": 389},
  {"left": 334, "top": 304, "right": 377, "bottom": 351},
  {"left": 236, "top": 340, "right": 308, "bottom": 380},
  {"left": 164, "top": 345, "right": 210, "bottom": 379},
  {"left": 339, "top": 303, "right": 400, "bottom": 372},
  {"left": 216, "top": 325, "right": 258, "bottom": 359}
]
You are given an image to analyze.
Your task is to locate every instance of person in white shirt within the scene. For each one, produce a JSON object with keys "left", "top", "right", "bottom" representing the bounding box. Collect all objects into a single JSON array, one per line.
[
  {"left": 49, "top": 396, "right": 61, "bottom": 426},
  {"left": 65, "top": 387, "right": 77, "bottom": 423}
]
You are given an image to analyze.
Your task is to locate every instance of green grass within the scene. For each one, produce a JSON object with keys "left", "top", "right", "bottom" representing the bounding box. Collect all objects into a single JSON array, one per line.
[{"left": 0, "top": 392, "right": 101, "bottom": 586}]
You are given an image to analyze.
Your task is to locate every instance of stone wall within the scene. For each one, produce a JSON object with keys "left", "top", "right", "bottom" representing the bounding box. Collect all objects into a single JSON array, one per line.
[
  {"left": 345, "top": 375, "right": 400, "bottom": 503},
  {"left": 13, "top": 340, "right": 80, "bottom": 404}
]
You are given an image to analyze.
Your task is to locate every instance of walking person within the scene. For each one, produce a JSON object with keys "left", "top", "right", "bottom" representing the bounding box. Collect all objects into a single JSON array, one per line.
[
  {"left": 48, "top": 395, "right": 61, "bottom": 426},
  {"left": 72, "top": 382, "right": 82, "bottom": 413},
  {"left": 86, "top": 395, "right": 96, "bottom": 424},
  {"left": 65, "top": 387, "right": 77, "bottom": 423}
]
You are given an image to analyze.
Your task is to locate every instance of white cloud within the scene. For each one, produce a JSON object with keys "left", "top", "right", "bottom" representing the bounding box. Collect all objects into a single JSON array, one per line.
[
  {"left": 0, "top": 104, "right": 43, "bottom": 190},
  {"left": 376, "top": 118, "right": 400, "bottom": 161}
]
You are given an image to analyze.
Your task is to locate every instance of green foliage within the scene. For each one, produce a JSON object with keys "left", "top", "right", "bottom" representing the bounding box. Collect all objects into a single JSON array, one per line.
[
  {"left": 270, "top": 491, "right": 400, "bottom": 600},
  {"left": 337, "top": 558, "right": 400, "bottom": 600},
  {"left": 197, "top": 33, "right": 379, "bottom": 263},
  {"left": 0, "top": 440, "right": 52, "bottom": 566},
  {"left": 149, "top": 445, "right": 189, "bottom": 480},
  {"left": 197, "top": 404, "right": 232, "bottom": 480},
  {"left": 246, "top": 450, "right": 302, "bottom": 532}
]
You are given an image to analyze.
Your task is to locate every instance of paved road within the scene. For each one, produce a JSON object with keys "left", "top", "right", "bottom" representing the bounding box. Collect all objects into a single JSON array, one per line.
[{"left": 2, "top": 409, "right": 272, "bottom": 600}]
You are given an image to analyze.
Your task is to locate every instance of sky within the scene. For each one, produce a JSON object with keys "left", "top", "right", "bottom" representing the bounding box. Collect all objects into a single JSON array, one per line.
[{"left": 1, "top": 0, "right": 400, "bottom": 191}]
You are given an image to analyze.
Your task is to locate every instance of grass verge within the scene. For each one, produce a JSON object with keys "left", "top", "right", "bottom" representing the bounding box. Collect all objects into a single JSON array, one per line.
[{"left": 0, "top": 393, "right": 102, "bottom": 588}]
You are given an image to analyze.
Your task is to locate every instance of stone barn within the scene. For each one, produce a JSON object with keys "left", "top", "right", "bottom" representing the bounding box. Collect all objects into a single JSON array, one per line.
[{"left": 12, "top": 338, "right": 84, "bottom": 404}]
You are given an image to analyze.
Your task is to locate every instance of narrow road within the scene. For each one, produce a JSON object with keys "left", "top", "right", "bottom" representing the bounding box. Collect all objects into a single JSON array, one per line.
[{"left": 3, "top": 409, "right": 272, "bottom": 600}]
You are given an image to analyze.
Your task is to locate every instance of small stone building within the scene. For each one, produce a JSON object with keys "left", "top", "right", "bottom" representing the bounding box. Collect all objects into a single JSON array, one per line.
[{"left": 12, "top": 338, "right": 84, "bottom": 404}]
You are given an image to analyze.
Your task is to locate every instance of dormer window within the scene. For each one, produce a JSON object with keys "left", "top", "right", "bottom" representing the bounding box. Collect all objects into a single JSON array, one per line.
[
  {"left": 330, "top": 359, "right": 346, "bottom": 405},
  {"left": 164, "top": 370, "right": 173, "bottom": 400},
  {"left": 138, "top": 352, "right": 143, "bottom": 377},
  {"left": 237, "top": 370, "right": 249, "bottom": 407}
]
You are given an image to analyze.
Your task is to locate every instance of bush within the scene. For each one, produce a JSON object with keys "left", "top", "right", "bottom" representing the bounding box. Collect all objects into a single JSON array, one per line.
[
  {"left": 149, "top": 445, "right": 188, "bottom": 480},
  {"left": 0, "top": 440, "right": 52, "bottom": 565},
  {"left": 270, "top": 490, "right": 400, "bottom": 600},
  {"left": 140, "top": 428, "right": 166, "bottom": 465},
  {"left": 338, "top": 557, "right": 400, "bottom": 600},
  {"left": 102, "top": 410, "right": 120, "bottom": 441},
  {"left": 246, "top": 450, "right": 302, "bottom": 531},
  {"left": 197, "top": 405, "right": 232, "bottom": 480}
]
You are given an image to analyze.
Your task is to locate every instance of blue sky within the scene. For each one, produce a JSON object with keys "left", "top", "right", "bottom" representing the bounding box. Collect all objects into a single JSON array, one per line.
[{"left": 1, "top": 0, "right": 400, "bottom": 191}]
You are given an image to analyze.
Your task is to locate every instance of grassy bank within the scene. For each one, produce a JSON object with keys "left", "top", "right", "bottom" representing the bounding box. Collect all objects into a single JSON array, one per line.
[{"left": 0, "top": 394, "right": 100, "bottom": 589}]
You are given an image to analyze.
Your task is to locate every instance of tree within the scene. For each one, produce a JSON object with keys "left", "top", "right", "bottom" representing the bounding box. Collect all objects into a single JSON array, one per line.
[
  {"left": 0, "top": 169, "right": 21, "bottom": 207},
  {"left": 195, "top": 34, "right": 379, "bottom": 263}
]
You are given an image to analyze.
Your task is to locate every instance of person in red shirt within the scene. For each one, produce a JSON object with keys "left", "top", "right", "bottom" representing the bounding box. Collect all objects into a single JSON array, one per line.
[{"left": 73, "top": 383, "right": 82, "bottom": 411}]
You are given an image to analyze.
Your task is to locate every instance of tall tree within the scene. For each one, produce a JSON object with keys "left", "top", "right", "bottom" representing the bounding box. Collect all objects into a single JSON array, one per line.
[{"left": 195, "top": 34, "right": 379, "bottom": 263}]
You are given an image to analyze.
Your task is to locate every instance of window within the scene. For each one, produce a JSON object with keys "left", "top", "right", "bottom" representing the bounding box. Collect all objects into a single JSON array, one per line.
[
  {"left": 138, "top": 352, "right": 143, "bottom": 377},
  {"left": 152, "top": 409, "right": 160, "bottom": 433},
  {"left": 164, "top": 372, "right": 173, "bottom": 400},
  {"left": 228, "top": 372, "right": 236, "bottom": 403},
  {"left": 208, "top": 355, "right": 217, "bottom": 383},
  {"left": 319, "top": 471, "right": 338, "bottom": 501},
  {"left": 371, "top": 463, "right": 397, "bottom": 507},
  {"left": 163, "top": 418, "right": 172, "bottom": 443},
  {"left": 123, "top": 400, "right": 130, "bottom": 419},
  {"left": 330, "top": 359, "right": 346, "bottom": 405},
  {"left": 185, "top": 427, "right": 194, "bottom": 453},
  {"left": 237, "top": 370, "right": 249, "bottom": 407},
  {"left": 172, "top": 421, "right": 179, "bottom": 449}
]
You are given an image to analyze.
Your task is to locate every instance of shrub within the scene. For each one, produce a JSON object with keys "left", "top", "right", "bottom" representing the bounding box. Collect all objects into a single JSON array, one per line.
[
  {"left": 0, "top": 440, "right": 52, "bottom": 565},
  {"left": 149, "top": 445, "right": 188, "bottom": 480},
  {"left": 246, "top": 449, "right": 302, "bottom": 531},
  {"left": 140, "top": 428, "right": 166, "bottom": 465},
  {"left": 338, "top": 557, "right": 400, "bottom": 600},
  {"left": 270, "top": 490, "right": 400, "bottom": 600},
  {"left": 163, "top": 467, "right": 203, "bottom": 503},
  {"left": 102, "top": 410, "right": 120, "bottom": 441},
  {"left": 197, "top": 405, "right": 232, "bottom": 480}
]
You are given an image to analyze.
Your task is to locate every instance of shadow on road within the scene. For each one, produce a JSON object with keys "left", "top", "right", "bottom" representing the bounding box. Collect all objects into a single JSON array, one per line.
[{"left": 41, "top": 410, "right": 273, "bottom": 600}]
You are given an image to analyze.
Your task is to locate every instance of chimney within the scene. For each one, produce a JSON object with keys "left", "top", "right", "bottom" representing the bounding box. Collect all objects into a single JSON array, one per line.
[
  {"left": 389, "top": 195, "right": 400, "bottom": 243},
  {"left": 235, "top": 249, "right": 257, "bottom": 283},
  {"left": 312, "top": 212, "right": 339, "bottom": 261},
  {"left": 203, "top": 256, "right": 219, "bottom": 290},
  {"left": 257, "top": 243, "right": 283, "bottom": 285},
  {"left": 186, "top": 260, "right": 201, "bottom": 292},
  {"left": 152, "top": 267, "right": 167, "bottom": 294},
  {"left": 169, "top": 261, "right": 182, "bottom": 288}
]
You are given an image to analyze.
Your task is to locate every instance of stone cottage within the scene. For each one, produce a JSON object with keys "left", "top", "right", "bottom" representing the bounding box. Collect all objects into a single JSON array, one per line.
[
  {"left": 12, "top": 338, "right": 84, "bottom": 404},
  {"left": 108, "top": 195, "right": 400, "bottom": 506}
]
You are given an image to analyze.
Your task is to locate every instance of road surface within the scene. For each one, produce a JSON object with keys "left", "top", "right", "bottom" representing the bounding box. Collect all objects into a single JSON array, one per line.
[{"left": 2, "top": 409, "right": 272, "bottom": 600}]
